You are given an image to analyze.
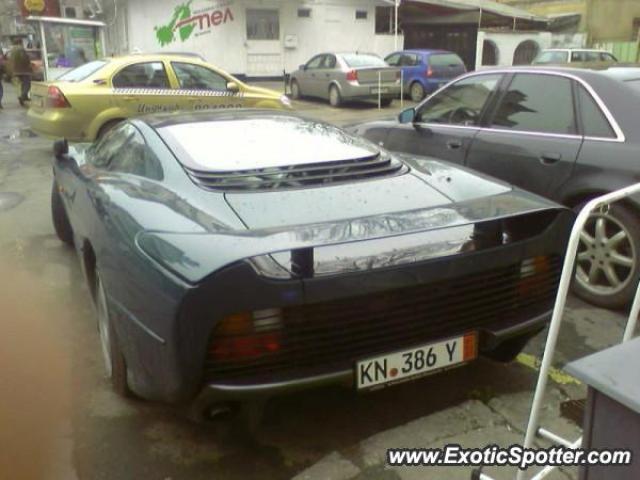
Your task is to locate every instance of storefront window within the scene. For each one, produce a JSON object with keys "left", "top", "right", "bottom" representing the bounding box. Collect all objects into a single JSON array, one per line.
[{"left": 42, "top": 23, "right": 102, "bottom": 79}]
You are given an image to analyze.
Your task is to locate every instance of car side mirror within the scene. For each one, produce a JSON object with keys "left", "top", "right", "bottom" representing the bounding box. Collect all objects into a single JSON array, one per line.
[
  {"left": 53, "top": 139, "right": 69, "bottom": 160},
  {"left": 398, "top": 108, "right": 416, "bottom": 124},
  {"left": 226, "top": 81, "right": 240, "bottom": 92},
  {"left": 299, "top": 64, "right": 307, "bottom": 71}
]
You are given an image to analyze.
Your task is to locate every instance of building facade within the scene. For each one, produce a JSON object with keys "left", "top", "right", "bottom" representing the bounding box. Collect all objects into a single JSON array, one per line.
[
  {"left": 124, "top": 0, "right": 402, "bottom": 77},
  {"left": 496, "top": 0, "right": 640, "bottom": 42}
]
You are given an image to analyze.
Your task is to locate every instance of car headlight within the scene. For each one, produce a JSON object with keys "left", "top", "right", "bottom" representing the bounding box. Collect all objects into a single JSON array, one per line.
[{"left": 280, "top": 94, "right": 292, "bottom": 107}]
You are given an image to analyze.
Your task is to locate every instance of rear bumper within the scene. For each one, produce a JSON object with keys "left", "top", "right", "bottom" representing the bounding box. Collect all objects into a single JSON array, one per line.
[
  {"left": 27, "top": 108, "right": 87, "bottom": 141},
  {"left": 340, "top": 82, "right": 401, "bottom": 100},
  {"left": 190, "top": 310, "right": 549, "bottom": 417}
]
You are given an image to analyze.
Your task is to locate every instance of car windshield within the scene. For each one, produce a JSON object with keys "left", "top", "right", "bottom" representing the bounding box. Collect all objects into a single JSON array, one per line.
[
  {"left": 56, "top": 60, "right": 108, "bottom": 81},
  {"left": 533, "top": 51, "right": 569, "bottom": 64},
  {"left": 341, "top": 54, "right": 387, "bottom": 68},
  {"left": 429, "top": 54, "right": 464, "bottom": 67}
]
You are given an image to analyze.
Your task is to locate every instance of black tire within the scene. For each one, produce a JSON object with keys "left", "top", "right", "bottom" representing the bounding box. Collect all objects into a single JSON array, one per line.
[
  {"left": 290, "top": 79, "right": 302, "bottom": 100},
  {"left": 571, "top": 202, "right": 640, "bottom": 309},
  {"left": 95, "top": 271, "right": 132, "bottom": 397},
  {"left": 380, "top": 98, "right": 393, "bottom": 108},
  {"left": 97, "top": 119, "right": 123, "bottom": 140},
  {"left": 329, "top": 85, "right": 342, "bottom": 108},
  {"left": 485, "top": 334, "right": 533, "bottom": 363},
  {"left": 410, "top": 81, "right": 425, "bottom": 102},
  {"left": 51, "top": 182, "right": 74, "bottom": 246}
]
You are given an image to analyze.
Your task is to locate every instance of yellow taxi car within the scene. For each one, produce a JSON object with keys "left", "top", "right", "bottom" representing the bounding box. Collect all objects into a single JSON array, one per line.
[{"left": 28, "top": 53, "right": 291, "bottom": 141}]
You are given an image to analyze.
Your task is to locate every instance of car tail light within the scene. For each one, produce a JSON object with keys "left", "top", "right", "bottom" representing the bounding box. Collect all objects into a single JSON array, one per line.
[
  {"left": 47, "top": 86, "right": 70, "bottom": 108},
  {"left": 346, "top": 69, "right": 358, "bottom": 82},
  {"left": 518, "top": 256, "right": 551, "bottom": 297},
  {"left": 209, "top": 309, "right": 282, "bottom": 361},
  {"left": 425, "top": 66, "right": 433, "bottom": 77}
]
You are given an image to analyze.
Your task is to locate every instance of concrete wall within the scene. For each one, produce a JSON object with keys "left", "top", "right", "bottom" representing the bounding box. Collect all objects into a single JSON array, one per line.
[
  {"left": 496, "top": 0, "right": 640, "bottom": 42},
  {"left": 586, "top": 0, "right": 640, "bottom": 42},
  {"left": 125, "top": 0, "right": 403, "bottom": 77},
  {"left": 494, "top": 0, "right": 587, "bottom": 30},
  {"left": 476, "top": 30, "right": 552, "bottom": 69}
]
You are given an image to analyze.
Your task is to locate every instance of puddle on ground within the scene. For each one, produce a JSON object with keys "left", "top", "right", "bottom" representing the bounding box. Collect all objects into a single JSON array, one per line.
[{"left": 0, "top": 192, "right": 24, "bottom": 211}]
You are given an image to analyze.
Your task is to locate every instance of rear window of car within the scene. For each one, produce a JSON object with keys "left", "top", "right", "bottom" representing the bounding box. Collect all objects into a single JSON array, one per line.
[
  {"left": 533, "top": 51, "right": 569, "bottom": 64},
  {"left": 341, "top": 54, "right": 386, "bottom": 68},
  {"left": 56, "top": 60, "right": 108, "bottom": 82},
  {"left": 429, "top": 54, "right": 464, "bottom": 67}
]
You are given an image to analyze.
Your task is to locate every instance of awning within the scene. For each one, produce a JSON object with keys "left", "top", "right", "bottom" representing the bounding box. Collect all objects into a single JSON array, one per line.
[{"left": 406, "top": 0, "right": 548, "bottom": 23}]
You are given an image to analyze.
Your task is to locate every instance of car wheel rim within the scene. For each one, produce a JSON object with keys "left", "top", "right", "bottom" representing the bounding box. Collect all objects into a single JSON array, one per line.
[
  {"left": 330, "top": 88, "right": 338, "bottom": 105},
  {"left": 575, "top": 212, "right": 637, "bottom": 297},
  {"left": 411, "top": 84, "right": 423, "bottom": 101},
  {"left": 96, "top": 275, "right": 113, "bottom": 378}
]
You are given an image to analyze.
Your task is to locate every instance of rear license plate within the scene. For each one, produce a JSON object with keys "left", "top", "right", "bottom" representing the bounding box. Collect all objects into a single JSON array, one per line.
[
  {"left": 370, "top": 87, "right": 389, "bottom": 94},
  {"left": 356, "top": 332, "right": 477, "bottom": 390}
]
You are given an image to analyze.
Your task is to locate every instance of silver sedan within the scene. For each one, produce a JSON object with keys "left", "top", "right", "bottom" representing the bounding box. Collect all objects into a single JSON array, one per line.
[{"left": 289, "top": 52, "right": 401, "bottom": 107}]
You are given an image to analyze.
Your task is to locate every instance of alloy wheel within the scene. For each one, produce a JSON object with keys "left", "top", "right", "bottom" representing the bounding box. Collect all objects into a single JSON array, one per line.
[
  {"left": 575, "top": 211, "right": 637, "bottom": 296},
  {"left": 410, "top": 83, "right": 424, "bottom": 102},
  {"left": 291, "top": 81, "right": 300, "bottom": 99}
]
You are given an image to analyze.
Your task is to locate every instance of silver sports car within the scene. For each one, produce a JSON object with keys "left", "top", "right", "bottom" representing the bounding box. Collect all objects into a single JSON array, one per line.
[{"left": 289, "top": 52, "right": 401, "bottom": 107}]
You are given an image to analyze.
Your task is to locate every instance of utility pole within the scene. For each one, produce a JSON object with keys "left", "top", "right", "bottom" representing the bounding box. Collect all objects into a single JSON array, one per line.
[{"left": 394, "top": 0, "right": 400, "bottom": 50}]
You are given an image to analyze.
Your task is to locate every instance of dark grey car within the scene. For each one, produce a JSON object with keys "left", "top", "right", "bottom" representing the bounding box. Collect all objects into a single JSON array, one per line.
[{"left": 352, "top": 66, "right": 640, "bottom": 309}]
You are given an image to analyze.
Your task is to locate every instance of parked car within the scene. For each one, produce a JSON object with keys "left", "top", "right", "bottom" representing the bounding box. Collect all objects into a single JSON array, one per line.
[
  {"left": 352, "top": 66, "right": 640, "bottom": 308},
  {"left": 384, "top": 49, "right": 466, "bottom": 102},
  {"left": 27, "top": 53, "right": 290, "bottom": 142},
  {"left": 289, "top": 52, "right": 401, "bottom": 107},
  {"left": 533, "top": 49, "right": 617, "bottom": 65},
  {"left": 51, "top": 110, "right": 572, "bottom": 423}
]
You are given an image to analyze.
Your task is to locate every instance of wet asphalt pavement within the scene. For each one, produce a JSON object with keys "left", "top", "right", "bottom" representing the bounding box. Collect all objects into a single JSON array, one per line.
[{"left": 0, "top": 81, "right": 632, "bottom": 480}]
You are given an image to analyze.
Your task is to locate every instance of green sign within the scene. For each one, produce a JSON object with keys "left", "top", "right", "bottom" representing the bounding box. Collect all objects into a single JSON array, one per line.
[
  {"left": 155, "top": 0, "right": 195, "bottom": 47},
  {"left": 154, "top": 1, "right": 234, "bottom": 47}
]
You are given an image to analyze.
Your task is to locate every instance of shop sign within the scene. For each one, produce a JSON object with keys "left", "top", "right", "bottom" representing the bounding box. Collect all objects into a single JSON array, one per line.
[
  {"left": 19, "top": 0, "right": 60, "bottom": 17},
  {"left": 155, "top": 0, "right": 234, "bottom": 47}
]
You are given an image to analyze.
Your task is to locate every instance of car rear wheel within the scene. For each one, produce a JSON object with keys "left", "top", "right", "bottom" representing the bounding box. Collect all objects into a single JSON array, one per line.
[
  {"left": 410, "top": 82, "right": 425, "bottom": 102},
  {"left": 329, "top": 85, "right": 342, "bottom": 107},
  {"left": 380, "top": 98, "right": 393, "bottom": 107},
  {"left": 95, "top": 270, "right": 132, "bottom": 397},
  {"left": 290, "top": 80, "right": 301, "bottom": 100},
  {"left": 572, "top": 203, "right": 640, "bottom": 309},
  {"left": 51, "top": 181, "right": 74, "bottom": 246}
]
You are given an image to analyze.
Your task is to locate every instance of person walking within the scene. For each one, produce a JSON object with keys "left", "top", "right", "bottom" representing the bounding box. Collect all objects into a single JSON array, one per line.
[{"left": 9, "top": 39, "right": 32, "bottom": 107}]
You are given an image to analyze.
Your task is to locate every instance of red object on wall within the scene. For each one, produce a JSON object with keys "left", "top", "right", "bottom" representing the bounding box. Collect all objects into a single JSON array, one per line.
[{"left": 18, "top": 0, "right": 61, "bottom": 17}]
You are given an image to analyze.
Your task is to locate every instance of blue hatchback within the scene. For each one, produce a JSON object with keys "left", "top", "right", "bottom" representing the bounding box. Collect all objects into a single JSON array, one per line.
[{"left": 385, "top": 49, "right": 467, "bottom": 102}]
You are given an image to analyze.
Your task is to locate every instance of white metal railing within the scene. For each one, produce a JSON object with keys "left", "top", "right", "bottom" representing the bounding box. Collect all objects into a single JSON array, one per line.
[{"left": 475, "top": 183, "right": 640, "bottom": 480}]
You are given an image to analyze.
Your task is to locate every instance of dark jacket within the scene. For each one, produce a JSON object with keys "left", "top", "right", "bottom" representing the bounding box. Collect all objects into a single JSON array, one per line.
[{"left": 10, "top": 46, "right": 32, "bottom": 76}]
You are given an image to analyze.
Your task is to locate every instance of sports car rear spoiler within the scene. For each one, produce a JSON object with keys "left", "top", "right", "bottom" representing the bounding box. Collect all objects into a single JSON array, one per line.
[{"left": 136, "top": 190, "right": 570, "bottom": 284}]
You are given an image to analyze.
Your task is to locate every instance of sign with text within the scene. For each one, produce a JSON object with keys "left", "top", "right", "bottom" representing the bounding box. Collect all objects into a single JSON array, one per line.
[
  {"left": 155, "top": 0, "right": 235, "bottom": 47},
  {"left": 19, "top": 0, "right": 60, "bottom": 17}
]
